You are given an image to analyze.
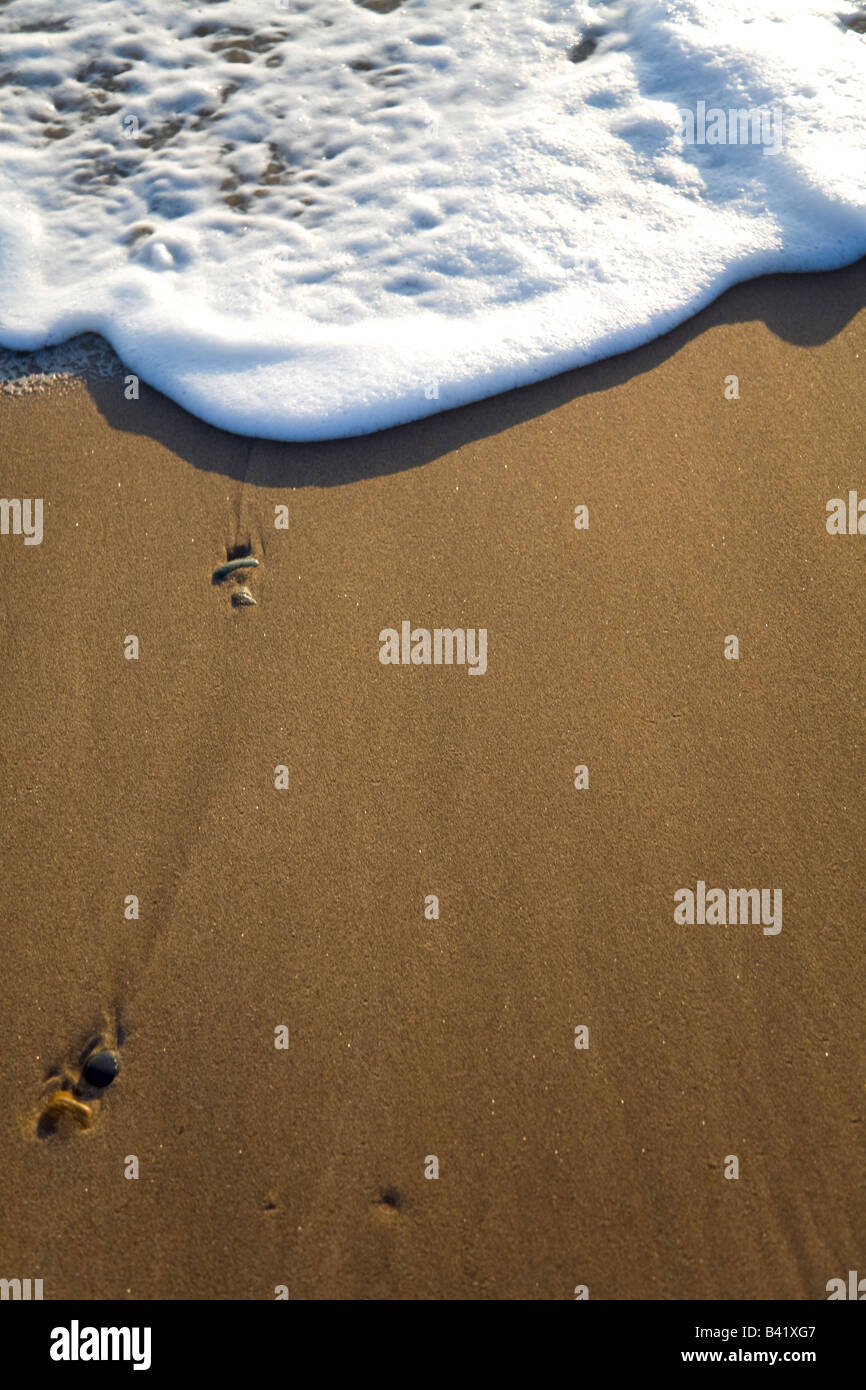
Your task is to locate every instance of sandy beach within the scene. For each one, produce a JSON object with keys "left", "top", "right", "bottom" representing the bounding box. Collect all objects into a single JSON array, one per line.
[{"left": 1, "top": 257, "right": 864, "bottom": 1300}]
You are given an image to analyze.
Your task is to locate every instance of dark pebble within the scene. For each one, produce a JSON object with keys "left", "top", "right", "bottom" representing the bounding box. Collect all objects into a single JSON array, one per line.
[{"left": 83, "top": 1050, "right": 121, "bottom": 1088}]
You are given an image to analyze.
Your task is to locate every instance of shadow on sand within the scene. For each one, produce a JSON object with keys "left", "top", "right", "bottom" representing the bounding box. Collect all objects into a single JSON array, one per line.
[{"left": 84, "top": 256, "right": 866, "bottom": 489}]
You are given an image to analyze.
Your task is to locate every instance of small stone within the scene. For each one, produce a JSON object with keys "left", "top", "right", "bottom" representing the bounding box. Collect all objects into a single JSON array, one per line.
[
  {"left": 232, "top": 586, "right": 256, "bottom": 607},
  {"left": 83, "top": 1050, "right": 121, "bottom": 1088}
]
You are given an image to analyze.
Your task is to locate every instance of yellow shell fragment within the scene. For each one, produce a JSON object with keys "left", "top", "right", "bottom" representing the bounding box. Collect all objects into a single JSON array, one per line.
[{"left": 40, "top": 1090, "right": 93, "bottom": 1130}]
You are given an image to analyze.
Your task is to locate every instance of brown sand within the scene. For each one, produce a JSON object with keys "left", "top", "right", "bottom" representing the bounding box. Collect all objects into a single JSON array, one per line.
[{"left": 1, "top": 261, "right": 864, "bottom": 1300}]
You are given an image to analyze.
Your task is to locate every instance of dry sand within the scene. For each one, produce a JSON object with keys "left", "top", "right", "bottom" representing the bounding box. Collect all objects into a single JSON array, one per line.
[{"left": 1, "top": 260, "right": 864, "bottom": 1300}]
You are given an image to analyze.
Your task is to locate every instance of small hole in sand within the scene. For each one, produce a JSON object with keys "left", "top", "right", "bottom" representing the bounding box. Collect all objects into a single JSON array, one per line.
[
  {"left": 568, "top": 35, "right": 599, "bottom": 63},
  {"left": 227, "top": 541, "right": 252, "bottom": 560}
]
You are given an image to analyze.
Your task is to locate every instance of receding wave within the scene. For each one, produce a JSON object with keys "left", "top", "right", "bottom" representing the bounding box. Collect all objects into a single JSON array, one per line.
[{"left": 0, "top": 1, "right": 864, "bottom": 438}]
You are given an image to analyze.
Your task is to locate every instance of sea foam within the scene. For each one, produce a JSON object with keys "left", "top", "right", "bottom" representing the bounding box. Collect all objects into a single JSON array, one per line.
[{"left": 0, "top": 1, "right": 864, "bottom": 439}]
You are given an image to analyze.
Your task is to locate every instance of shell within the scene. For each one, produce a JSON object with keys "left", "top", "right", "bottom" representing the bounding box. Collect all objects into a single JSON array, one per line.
[
  {"left": 232, "top": 586, "right": 257, "bottom": 607},
  {"left": 40, "top": 1090, "right": 93, "bottom": 1131},
  {"left": 213, "top": 556, "right": 259, "bottom": 583}
]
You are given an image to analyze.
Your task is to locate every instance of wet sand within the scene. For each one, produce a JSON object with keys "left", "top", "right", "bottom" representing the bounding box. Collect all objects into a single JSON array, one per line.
[{"left": 1, "top": 259, "right": 864, "bottom": 1299}]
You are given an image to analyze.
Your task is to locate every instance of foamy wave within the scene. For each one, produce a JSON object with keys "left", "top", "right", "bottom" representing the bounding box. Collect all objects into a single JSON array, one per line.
[
  {"left": 0, "top": 1, "right": 864, "bottom": 437},
  {"left": 0, "top": 334, "right": 122, "bottom": 396}
]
